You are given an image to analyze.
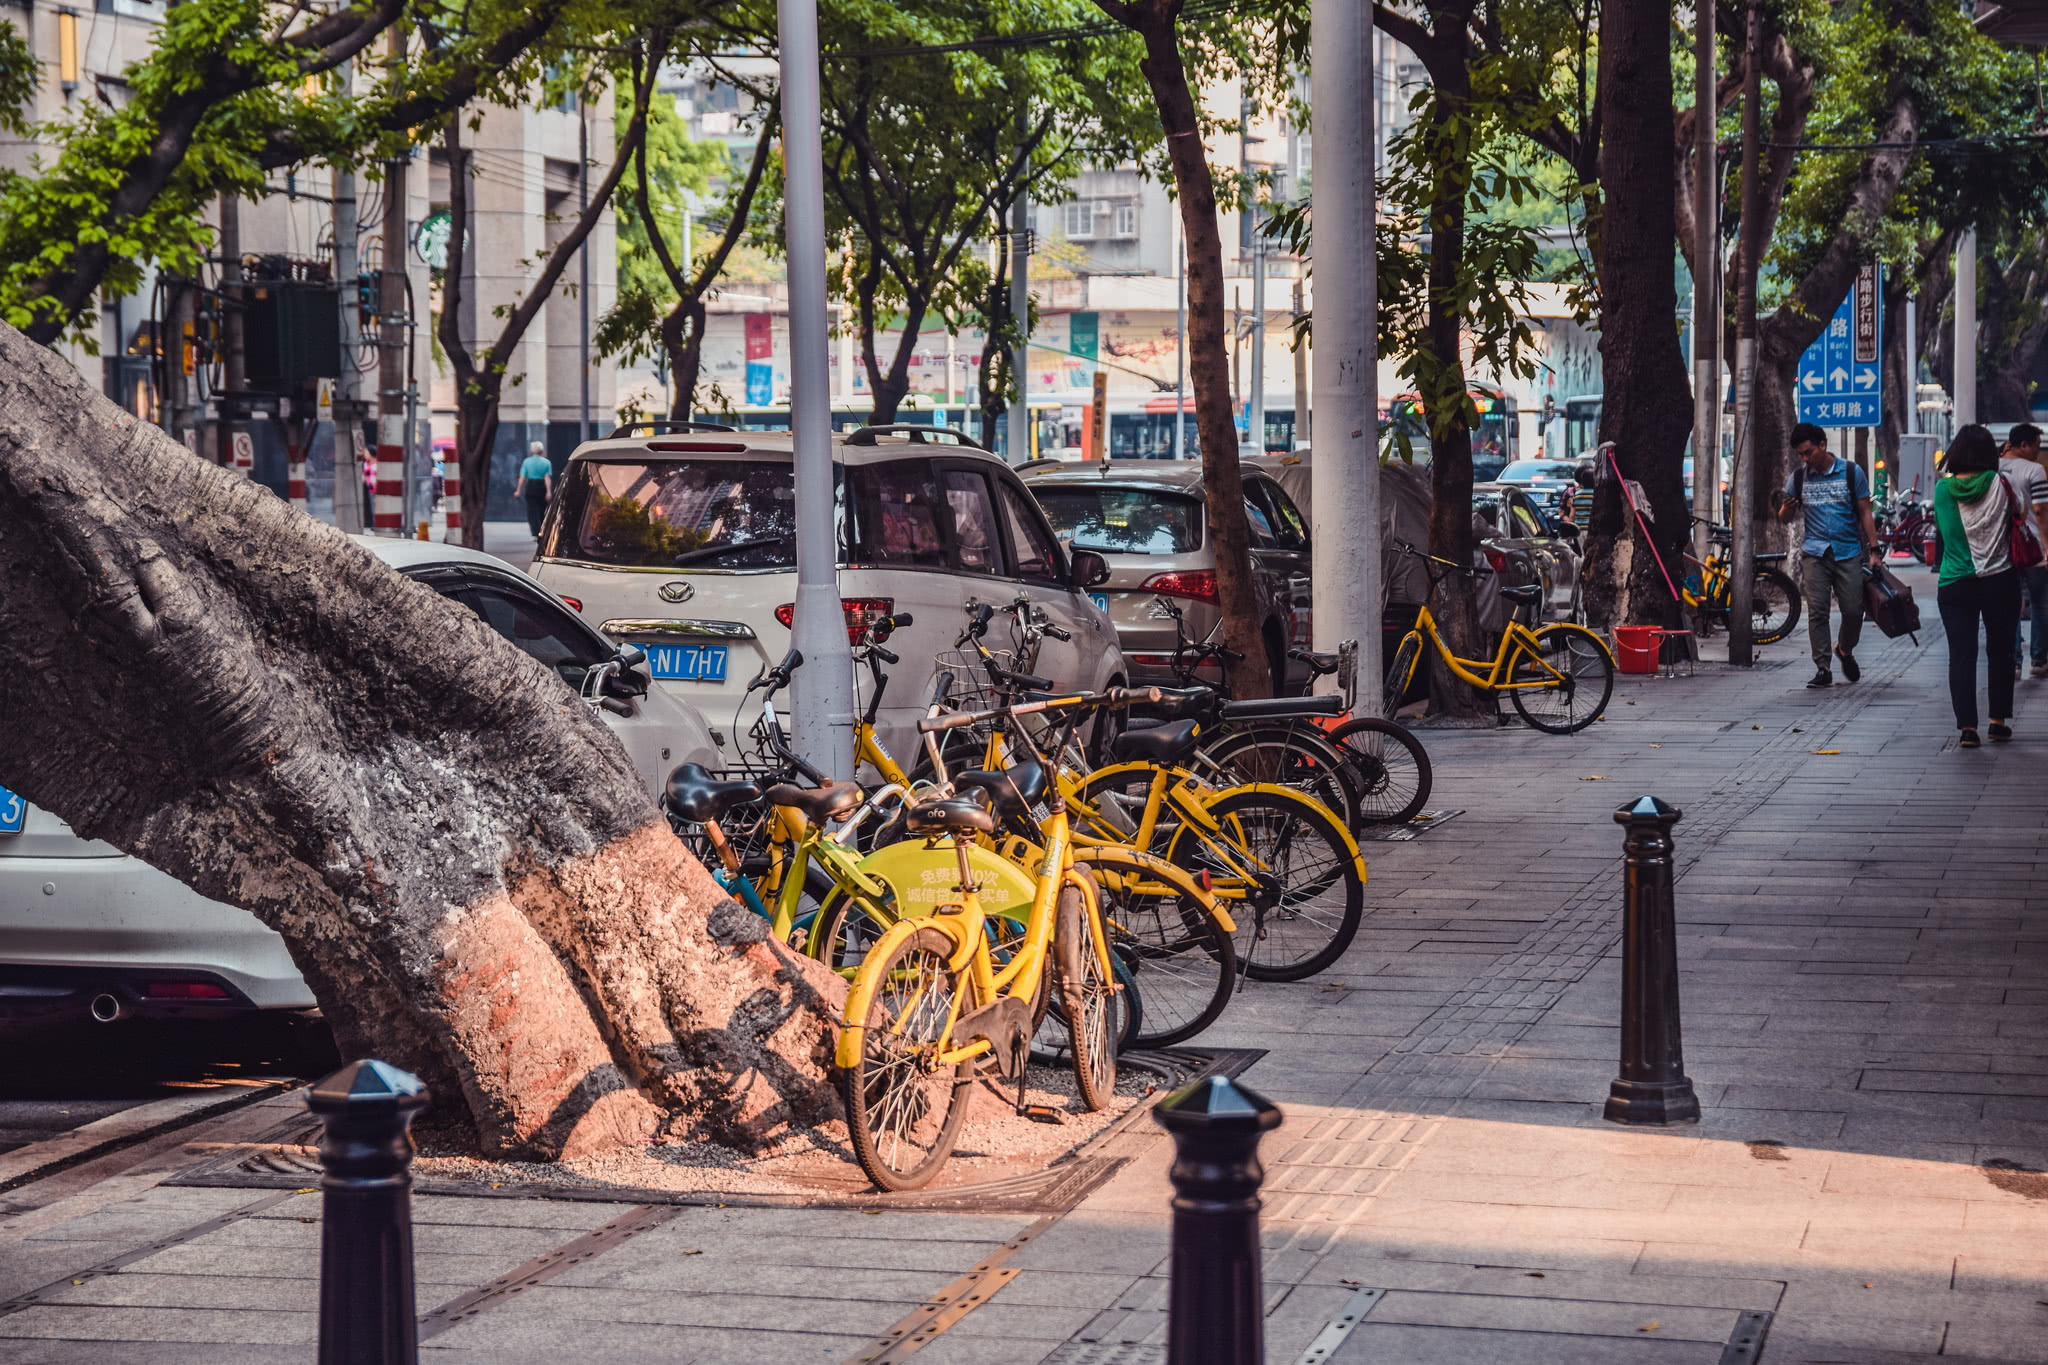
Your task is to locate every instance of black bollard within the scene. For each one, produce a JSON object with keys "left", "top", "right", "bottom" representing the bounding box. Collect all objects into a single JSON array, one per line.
[
  {"left": 1604, "top": 796, "right": 1701, "bottom": 1125},
  {"left": 1154, "top": 1074, "right": 1283, "bottom": 1365},
  {"left": 309, "top": 1059, "right": 430, "bottom": 1365}
]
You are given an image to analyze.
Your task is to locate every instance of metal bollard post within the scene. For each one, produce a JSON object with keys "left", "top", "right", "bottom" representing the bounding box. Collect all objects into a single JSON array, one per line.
[
  {"left": 309, "top": 1059, "right": 430, "bottom": 1365},
  {"left": 1154, "top": 1074, "right": 1284, "bottom": 1365},
  {"left": 1604, "top": 797, "right": 1701, "bottom": 1125}
]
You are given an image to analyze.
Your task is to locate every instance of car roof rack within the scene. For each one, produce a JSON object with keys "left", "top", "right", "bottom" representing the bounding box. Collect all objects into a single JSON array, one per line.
[
  {"left": 842, "top": 423, "right": 987, "bottom": 451},
  {"left": 604, "top": 419, "right": 739, "bottom": 438},
  {"left": 1015, "top": 457, "right": 1067, "bottom": 473}
]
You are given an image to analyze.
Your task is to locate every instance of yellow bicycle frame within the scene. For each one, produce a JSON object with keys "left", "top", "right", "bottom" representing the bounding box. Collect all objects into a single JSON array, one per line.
[{"left": 1391, "top": 603, "right": 1604, "bottom": 697}]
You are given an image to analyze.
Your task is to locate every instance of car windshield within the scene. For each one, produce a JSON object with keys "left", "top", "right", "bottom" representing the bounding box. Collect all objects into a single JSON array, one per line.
[
  {"left": 1499, "top": 461, "right": 1576, "bottom": 482},
  {"left": 549, "top": 458, "right": 801, "bottom": 569},
  {"left": 1035, "top": 486, "right": 1202, "bottom": 554}
]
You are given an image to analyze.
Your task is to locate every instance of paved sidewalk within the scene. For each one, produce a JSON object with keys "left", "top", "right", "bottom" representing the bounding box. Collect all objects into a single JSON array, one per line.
[{"left": 3, "top": 565, "right": 2045, "bottom": 1364}]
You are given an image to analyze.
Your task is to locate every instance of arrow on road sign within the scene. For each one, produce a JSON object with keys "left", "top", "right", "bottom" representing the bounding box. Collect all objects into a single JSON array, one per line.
[
  {"left": 1802, "top": 371, "right": 1824, "bottom": 392},
  {"left": 1854, "top": 370, "right": 1876, "bottom": 388},
  {"left": 1829, "top": 366, "right": 1849, "bottom": 387}
]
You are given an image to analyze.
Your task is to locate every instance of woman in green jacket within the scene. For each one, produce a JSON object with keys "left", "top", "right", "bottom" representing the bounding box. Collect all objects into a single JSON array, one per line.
[{"left": 1933, "top": 424, "right": 2023, "bottom": 747}]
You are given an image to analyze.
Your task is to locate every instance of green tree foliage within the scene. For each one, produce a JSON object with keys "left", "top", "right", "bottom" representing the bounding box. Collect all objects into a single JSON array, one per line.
[{"left": 0, "top": 19, "right": 37, "bottom": 136}]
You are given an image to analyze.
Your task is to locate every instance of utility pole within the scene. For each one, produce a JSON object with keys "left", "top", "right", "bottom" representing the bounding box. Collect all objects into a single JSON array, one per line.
[
  {"left": 1008, "top": 110, "right": 1031, "bottom": 465},
  {"left": 778, "top": 0, "right": 856, "bottom": 775},
  {"left": 1955, "top": 231, "right": 1977, "bottom": 427},
  {"left": 219, "top": 193, "right": 248, "bottom": 475},
  {"left": 1292, "top": 278, "right": 1308, "bottom": 449},
  {"left": 1309, "top": 0, "right": 1381, "bottom": 696},
  {"left": 1728, "top": 0, "right": 1765, "bottom": 666},
  {"left": 375, "top": 35, "right": 408, "bottom": 535},
  {"left": 333, "top": 61, "right": 365, "bottom": 533},
  {"left": 579, "top": 98, "right": 592, "bottom": 446},
  {"left": 1691, "top": 0, "right": 1719, "bottom": 570}
]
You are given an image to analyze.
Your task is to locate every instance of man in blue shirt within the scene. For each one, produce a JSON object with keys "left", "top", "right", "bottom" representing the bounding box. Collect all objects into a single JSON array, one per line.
[{"left": 1775, "top": 423, "right": 1881, "bottom": 688}]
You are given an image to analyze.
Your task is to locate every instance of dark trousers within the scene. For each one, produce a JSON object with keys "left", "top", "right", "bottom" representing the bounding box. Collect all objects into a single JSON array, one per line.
[
  {"left": 1937, "top": 568, "right": 2022, "bottom": 730},
  {"left": 523, "top": 490, "right": 548, "bottom": 538},
  {"left": 2015, "top": 564, "right": 2048, "bottom": 666}
]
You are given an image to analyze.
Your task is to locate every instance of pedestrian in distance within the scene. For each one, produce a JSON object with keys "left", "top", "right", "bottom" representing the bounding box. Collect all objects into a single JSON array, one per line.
[
  {"left": 1997, "top": 424, "right": 2048, "bottom": 678},
  {"left": 1935, "top": 424, "right": 2024, "bottom": 748},
  {"left": 514, "top": 441, "right": 554, "bottom": 540},
  {"left": 1774, "top": 422, "right": 1881, "bottom": 689}
]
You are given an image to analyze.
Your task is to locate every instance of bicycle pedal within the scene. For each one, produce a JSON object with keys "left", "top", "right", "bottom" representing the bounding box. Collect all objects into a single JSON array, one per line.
[{"left": 1017, "top": 1104, "right": 1066, "bottom": 1125}]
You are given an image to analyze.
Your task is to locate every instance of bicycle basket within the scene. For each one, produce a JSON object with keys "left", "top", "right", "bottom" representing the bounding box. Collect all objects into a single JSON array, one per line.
[{"left": 932, "top": 646, "right": 1019, "bottom": 710}]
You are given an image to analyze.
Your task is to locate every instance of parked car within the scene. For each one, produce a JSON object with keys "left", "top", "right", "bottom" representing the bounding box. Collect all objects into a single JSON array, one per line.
[
  {"left": 1495, "top": 459, "right": 1582, "bottom": 515},
  {"left": 530, "top": 423, "right": 1126, "bottom": 766},
  {"left": 1025, "top": 460, "right": 1313, "bottom": 691},
  {"left": 1472, "top": 483, "right": 1582, "bottom": 620},
  {"left": 0, "top": 539, "right": 718, "bottom": 1026}
]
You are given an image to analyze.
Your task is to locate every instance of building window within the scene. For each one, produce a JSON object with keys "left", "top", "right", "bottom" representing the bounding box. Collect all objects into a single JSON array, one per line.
[
  {"left": 1063, "top": 201, "right": 1100, "bottom": 240},
  {"left": 1111, "top": 202, "right": 1138, "bottom": 239}
]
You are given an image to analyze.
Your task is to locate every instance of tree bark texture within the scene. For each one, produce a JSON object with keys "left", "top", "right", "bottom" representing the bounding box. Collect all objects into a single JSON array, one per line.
[
  {"left": 1098, "top": 0, "right": 1271, "bottom": 697},
  {"left": 1421, "top": 164, "right": 1487, "bottom": 717},
  {"left": 0, "top": 324, "right": 844, "bottom": 1159},
  {"left": 1583, "top": 0, "right": 1692, "bottom": 631}
]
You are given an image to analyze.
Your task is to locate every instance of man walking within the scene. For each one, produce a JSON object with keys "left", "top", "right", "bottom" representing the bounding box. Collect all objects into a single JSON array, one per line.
[
  {"left": 1998, "top": 424, "right": 2048, "bottom": 677},
  {"left": 1775, "top": 423, "right": 1880, "bottom": 688}
]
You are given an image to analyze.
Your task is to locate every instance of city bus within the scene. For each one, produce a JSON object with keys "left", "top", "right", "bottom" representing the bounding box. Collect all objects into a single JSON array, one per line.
[{"left": 1382, "top": 390, "right": 1521, "bottom": 479}]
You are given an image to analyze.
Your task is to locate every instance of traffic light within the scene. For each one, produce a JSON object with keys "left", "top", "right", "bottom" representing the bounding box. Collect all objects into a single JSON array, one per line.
[{"left": 356, "top": 271, "right": 376, "bottom": 326}]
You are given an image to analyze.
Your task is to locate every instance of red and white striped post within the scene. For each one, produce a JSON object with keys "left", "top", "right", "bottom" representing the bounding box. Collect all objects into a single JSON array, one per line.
[
  {"left": 287, "top": 436, "right": 308, "bottom": 513},
  {"left": 442, "top": 454, "right": 462, "bottom": 540},
  {"left": 374, "top": 413, "right": 405, "bottom": 533}
]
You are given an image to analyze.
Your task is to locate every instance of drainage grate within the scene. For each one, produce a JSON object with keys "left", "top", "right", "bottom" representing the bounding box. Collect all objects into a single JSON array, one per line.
[
  {"left": 1719, "top": 1309, "right": 1774, "bottom": 1363},
  {"left": 842, "top": 1215, "right": 1055, "bottom": 1364},
  {"left": 416, "top": 1204, "right": 683, "bottom": 1340},
  {"left": 1355, "top": 809, "right": 1465, "bottom": 842},
  {"left": 1295, "top": 1285, "right": 1385, "bottom": 1364}
]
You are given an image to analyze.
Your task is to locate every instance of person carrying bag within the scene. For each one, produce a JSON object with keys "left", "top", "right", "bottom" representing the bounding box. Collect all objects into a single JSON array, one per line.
[{"left": 1932, "top": 424, "right": 2024, "bottom": 747}]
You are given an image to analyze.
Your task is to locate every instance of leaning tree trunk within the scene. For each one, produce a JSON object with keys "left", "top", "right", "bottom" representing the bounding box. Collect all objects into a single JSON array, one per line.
[
  {"left": 456, "top": 384, "right": 499, "bottom": 551},
  {"left": 1115, "top": 1, "right": 1271, "bottom": 697},
  {"left": 1583, "top": 0, "right": 1692, "bottom": 630},
  {"left": 0, "top": 323, "right": 843, "bottom": 1160}
]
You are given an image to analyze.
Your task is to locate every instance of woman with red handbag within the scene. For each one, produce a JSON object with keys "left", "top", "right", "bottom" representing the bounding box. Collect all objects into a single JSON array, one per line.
[{"left": 1933, "top": 424, "right": 2028, "bottom": 747}]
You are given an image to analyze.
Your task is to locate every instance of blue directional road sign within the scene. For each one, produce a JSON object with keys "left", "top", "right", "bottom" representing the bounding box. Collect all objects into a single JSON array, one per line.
[{"left": 1796, "top": 263, "right": 1882, "bottom": 428}]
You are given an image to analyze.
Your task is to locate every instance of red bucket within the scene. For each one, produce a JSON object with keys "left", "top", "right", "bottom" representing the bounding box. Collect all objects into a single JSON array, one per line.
[{"left": 1613, "top": 625, "right": 1660, "bottom": 675}]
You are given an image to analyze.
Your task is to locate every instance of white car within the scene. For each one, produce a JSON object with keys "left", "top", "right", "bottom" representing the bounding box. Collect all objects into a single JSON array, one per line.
[
  {"left": 529, "top": 422, "right": 1128, "bottom": 771},
  {"left": 0, "top": 538, "right": 718, "bottom": 1025}
]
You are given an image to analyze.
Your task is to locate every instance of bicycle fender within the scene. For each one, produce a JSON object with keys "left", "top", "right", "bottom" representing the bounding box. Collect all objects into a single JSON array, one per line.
[
  {"left": 834, "top": 915, "right": 978, "bottom": 1071},
  {"left": 1071, "top": 844, "right": 1237, "bottom": 935},
  {"left": 1208, "top": 781, "right": 1370, "bottom": 884}
]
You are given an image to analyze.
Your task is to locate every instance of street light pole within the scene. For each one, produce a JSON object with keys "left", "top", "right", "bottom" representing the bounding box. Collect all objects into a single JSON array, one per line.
[
  {"left": 1175, "top": 220, "right": 1187, "bottom": 460},
  {"left": 1309, "top": 0, "right": 1381, "bottom": 697},
  {"left": 778, "top": 0, "right": 855, "bottom": 775},
  {"left": 1728, "top": 0, "right": 1764, "bottom": 667},
  {"left": 1009, "top": 109, "right": 1032, "bottom": 465},
  {"left": 1692, "top": 0, "right": 1719, "bottom": 569},
  {"left": 1955, "top": 231, "right": 1977, "bottom": 427}
]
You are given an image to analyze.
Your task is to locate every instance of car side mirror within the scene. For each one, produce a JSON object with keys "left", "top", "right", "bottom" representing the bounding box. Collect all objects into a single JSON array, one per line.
[{"left": 1069, "top": 549, "right": 1111, "bottom": 588}]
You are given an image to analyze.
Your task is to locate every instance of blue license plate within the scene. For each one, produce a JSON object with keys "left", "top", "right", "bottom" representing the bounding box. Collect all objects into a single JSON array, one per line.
[
  {"left": 0, "top": 785, "right": 24, "bottom": 836},
  {"left": 1090, "top": 594, "right": 1110, "bottom": 612},
  {"left": 644, "top": 643, "right": 729, "bottom": 683}
]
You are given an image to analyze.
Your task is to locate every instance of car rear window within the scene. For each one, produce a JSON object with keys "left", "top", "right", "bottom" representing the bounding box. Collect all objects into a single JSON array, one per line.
[
  {"left": 549, "top": 458, "right": 804, "bottom": 569},
  {"left": 1036, "top": 487, "right": 1201, "bottom": 555}
]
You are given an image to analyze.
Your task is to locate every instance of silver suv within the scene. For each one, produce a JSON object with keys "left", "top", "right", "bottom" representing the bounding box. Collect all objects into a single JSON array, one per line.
[{"left": 531, "top": 423, "right": 1128, "bottom": 767}]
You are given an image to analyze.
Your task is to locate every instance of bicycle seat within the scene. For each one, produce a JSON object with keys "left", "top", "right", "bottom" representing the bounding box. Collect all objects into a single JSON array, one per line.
[
  {"left": 953, "top": 760, "right": 1049, "bottom": 816},
  {"left": 1288, "top": 647, "right": 1340, "bottom": 676},
  {"left": 763, "top": 779, "right": 863, "bottom": 824},
  {"left": 662, "top": 763, "right": 762, "bottom": 823},
  {"left": 1134, "top": 686, "right": 1219, "bottom": 723},
  {"left": 1110, "top": 718, "right": 1201, "bottom": 766},
  {"left": 905, "top": 797, "right": 997, "bottom": 836},
  {"left": 1499, "top": 584, "right": 1543, "bottom": 605}
]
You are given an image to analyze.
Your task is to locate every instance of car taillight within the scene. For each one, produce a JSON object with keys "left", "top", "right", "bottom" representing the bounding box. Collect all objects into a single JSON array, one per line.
[
  {"left": 144, "top": 982, "right": 230, "bottom": 999},
  {"left": 1485, "top": 550, "right": 1508, "bottom": 574},
  {"left": 1140, "top": 570, "right": 1218, "bottom": 603},
  {"left": 774, "top": 597, "right": 895, "bottom": 643},
  {"left": 560, "top": 596, "right": 582, "bottom": 612}
]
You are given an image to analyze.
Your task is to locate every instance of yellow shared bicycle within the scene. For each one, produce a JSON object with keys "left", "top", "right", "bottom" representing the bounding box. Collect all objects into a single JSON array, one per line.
[
  {"left": 837, "top": 686, "right": 1155, "bottom": 1190},
  {"left": 1383, "top": 540, "right": 1616, "bottom": 734}
]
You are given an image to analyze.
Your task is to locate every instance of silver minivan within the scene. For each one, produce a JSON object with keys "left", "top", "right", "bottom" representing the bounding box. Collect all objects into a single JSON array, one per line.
[{"left": 530, "top": 424, "right": 1128, "bottom": 770}]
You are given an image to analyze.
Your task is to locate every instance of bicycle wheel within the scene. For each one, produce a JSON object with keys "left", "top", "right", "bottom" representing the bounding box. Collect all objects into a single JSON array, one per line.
[
  {"left": 1167, "top": 790, "right": 1363, "bottom": 981},
  {"left": 809, "top": 888, "right": 900, "bottom": 976},
  {"left": 1752, "top": 568, "right": 1801, "bottom": 645},
  {"left": 841, "top": 927, "right": 975, "bottom": 1191},
  {"left": 1055, "top": 883, "right": 1119, "bottom": 1110},
  {"left": 1198, "top": 725, "right": 1359, "bottom": 829},
  {"left": 1079, "top": 849, "right": 1235, "bottom": 1047},
  {"left": 1384, "top": 633, "right": 1422, "bottom": 717},
  {"left": 1508, "top": 624, "right": 1615, "bottom": 734},
  {"left": 1326, "top": 717, "right": 1433, "bottom": 826}
]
